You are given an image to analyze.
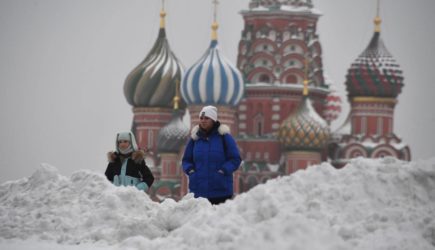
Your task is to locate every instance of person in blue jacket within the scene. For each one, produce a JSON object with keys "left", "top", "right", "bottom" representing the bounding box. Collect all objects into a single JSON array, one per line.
[
  {"left": 105, "top": 131, "right": 154, "bottom": 191},
  {"left": 182, "top": 105, "right": 242, "bottom": 205}
]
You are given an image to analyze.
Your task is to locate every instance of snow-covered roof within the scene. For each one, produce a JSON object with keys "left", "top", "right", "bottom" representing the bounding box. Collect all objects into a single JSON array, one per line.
[{"left": 245, "top": 82, "right": 330, "bottom": 95}]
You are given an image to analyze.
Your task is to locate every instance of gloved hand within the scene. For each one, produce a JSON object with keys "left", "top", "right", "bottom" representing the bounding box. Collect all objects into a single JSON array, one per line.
[{"left": 136, "top": 182, "right": 148, "bottom": 191}]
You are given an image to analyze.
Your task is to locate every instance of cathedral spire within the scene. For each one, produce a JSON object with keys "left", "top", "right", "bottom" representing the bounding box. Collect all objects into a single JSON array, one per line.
[
  {"left": 374, "top": 0, "right": 381, "bottom": 33},
  {"left": 211, "top": 0, "right": 219, "bottom": 41},
  {"left": 303, "top": 56, "right": 309, "bottom": 96},
  {"left": 173, "top": 79, "right": 180, "bottom": 110},
  {"left": 123, "top": 0, "right": 184, "bottom": 108},
  {"left": 160, "top": 0, "right": 166, "bottom": 28},
  {"left": 180, "top": 0, "right": 244, "bottom": 107}
]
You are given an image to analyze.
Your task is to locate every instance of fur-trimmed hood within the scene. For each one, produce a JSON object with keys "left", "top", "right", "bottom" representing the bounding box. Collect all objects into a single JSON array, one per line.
[
  {"left": 107, "top": 150, "right": 145, "bottom": 164},
  {"left": 190, "top": 123, "right": 230, "bottom": 141}
]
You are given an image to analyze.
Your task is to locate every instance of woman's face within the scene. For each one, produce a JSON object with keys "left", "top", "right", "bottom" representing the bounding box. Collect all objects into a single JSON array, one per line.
[
  {"left": 199, "top": 116, "right": 214, "bottom": 132},
  {"left": 118, "top": 140, "right": 130, "bottom": 150}
]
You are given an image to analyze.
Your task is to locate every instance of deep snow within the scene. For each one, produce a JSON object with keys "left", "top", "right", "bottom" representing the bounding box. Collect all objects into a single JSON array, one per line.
[{"left": 1, "top": 157, "right": 435, "bottom": 250}]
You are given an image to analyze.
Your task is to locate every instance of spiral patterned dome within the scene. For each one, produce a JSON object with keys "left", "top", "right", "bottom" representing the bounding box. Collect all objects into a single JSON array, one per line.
[
  {"left": 124, "top": 12, "right": 185, "bottom": 108},
  {"left": 278, "top": 97, "right": 330, "bottom": 150},
  {"left": 157, "top": 109, "right": 190, "bottom": 154},
  {"left": 181, "top": 38, "right": 244, "bottom": 106},
  {"left": 345, "top": 31, "right": 404, "bottom": 98}
]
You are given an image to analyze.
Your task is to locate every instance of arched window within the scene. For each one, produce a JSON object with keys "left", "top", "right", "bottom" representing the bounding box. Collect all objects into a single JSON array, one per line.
[
  {"left": 254, "top": 113, "right": 264, "bottom": 136},
  {"left": 350, "top": 150, "right": 362, "bottom": 158},
  {"left": 371, "top": 146, "right": 397, "bottom": 159},
  {"left": 286, "top": 75, "right": 297, "bottom": 84},
  {"left": 259, "top": 74, "right": 270, "bottom": 83}
]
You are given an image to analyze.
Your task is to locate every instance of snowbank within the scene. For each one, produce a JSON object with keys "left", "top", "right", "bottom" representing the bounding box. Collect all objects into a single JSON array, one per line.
[{"left": 1, "top": 157, "right": 435, "bottom": 250}]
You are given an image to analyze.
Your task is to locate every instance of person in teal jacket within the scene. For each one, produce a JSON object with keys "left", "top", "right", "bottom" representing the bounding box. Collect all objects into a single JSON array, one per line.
[
  {"left": 182, "top": 106, "right": 242, "bottom": 205},
  {"left": 105, "top": 131, "right": 154, "bottom": 191}
]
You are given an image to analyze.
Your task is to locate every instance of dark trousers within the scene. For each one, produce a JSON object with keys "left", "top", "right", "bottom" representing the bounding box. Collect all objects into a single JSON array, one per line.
[{"left": 207, "top": 195, "right": 232, "bottom": 205}]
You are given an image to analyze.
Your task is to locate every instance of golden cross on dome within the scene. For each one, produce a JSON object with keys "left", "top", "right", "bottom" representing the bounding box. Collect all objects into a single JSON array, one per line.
[
  {"left": 160, "top": 0, "right": 166, "bottom": 28},
  {"left": 211, "top": 0, "right": 219, "bottom": 40},
  {"left": 374, "top": 0, "right": 382, "bottom": 32}
]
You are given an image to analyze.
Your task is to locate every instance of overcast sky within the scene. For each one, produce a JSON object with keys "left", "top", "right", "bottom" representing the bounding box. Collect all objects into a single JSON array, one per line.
[{"left": 1, "top": 0, "right": 434, "bottom": 183}]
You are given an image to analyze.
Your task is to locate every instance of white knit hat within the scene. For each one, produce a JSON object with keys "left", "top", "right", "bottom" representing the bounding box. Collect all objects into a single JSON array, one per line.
[{"left": 199, "top": 105, "right": 218, "bottom": 122}]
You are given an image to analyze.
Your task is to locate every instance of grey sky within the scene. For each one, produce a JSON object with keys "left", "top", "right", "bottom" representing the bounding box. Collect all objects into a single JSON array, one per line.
[{"left": 1, "top": 0, "right": 434, "bottom": 183}]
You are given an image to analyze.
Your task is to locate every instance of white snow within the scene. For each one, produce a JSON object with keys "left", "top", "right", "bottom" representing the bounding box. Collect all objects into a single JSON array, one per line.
[
  {"left": 1, "top": 158, "right": 435, "bottom": 250},
  {"left": 249, "top": 6, "right": 322, "bottom": 16}
]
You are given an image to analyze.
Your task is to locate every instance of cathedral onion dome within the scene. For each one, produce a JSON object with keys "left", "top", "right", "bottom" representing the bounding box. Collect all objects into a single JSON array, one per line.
[
  {"left": 345, "top": 16, "right": 403, "bottom": 98},
  {"left": 278, "top": 97, "right": 330, "bottom": 150},
  {"left": 181, "top": 22, "right": 244, "bottom": 106},
  {"left": 124, "top": 10, "right": 185, "bottom": 108},
  {"left": 157, "top": 109, "right": 190, "bottom": 154},
  {"left": 278, "top": 73, "right": 329, "bottom": 150}
]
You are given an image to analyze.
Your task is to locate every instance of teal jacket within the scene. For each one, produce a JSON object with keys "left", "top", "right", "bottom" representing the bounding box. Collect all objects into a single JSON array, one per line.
[{"left": 105, "top": 150, "right": 154, "bottom": 191}]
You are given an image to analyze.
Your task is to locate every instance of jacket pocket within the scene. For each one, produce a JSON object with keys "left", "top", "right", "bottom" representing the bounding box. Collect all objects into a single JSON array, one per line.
[{"left": 211, "top": 170, "right": 227, "bottom": 191}]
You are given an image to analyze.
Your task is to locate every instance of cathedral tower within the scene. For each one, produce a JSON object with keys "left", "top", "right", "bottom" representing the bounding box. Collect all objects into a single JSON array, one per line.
[
  {"left": 278, "top": 61, "right": 330, "bottom": 174},
  {"left": 181, "top": 0, "right": 245, "bottom": 134},
  {"left": 329, "top": 2, "right": 411, "bottom": 167},
  {"left": 123, "top": 4, "right": 184, "bottom": 168},
  {"left": 235, "top": 1, "right": 330, "bottom": 164}
]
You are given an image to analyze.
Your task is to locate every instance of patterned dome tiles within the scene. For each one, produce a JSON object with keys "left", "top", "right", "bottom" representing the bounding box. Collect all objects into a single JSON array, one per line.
[
  {"left": 345, "top": 32, "right": 403, "bottom": 98},
  {"left": 157, "top": 109, "right": 189, "bottom": 153},
  {"left": 278, "top": 97, "right": 330, "bottom": 150}
]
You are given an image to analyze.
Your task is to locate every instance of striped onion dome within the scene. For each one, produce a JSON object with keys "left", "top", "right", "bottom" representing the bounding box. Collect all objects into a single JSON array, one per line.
[
  {"left": 278, "top": 96, "right": 330, "bottom": 150},
  {"left": 181, "top": 23, "right": 244, "bottom": 106},
  {"left": 124, "top": 10, "right": 185, "bottom": 108},
  {"left": 157, "top": 109, "right": 190, "bottom": 154},
  {"left": 345, "top": 18, "right": 403, "bottom": 98}
]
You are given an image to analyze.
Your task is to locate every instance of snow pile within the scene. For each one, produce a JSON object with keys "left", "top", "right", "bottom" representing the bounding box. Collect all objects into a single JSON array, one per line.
[{"left": 1, "top": 157, "right": 435, "bottom": 250}]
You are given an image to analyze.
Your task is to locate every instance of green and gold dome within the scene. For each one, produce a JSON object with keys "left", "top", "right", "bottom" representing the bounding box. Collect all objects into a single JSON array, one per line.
[
  {"left": 278, "top": 78, "right": 330, "bottom": 150},
  {"left": 345, "top": 13, "right": 403, "bottom": 98}
]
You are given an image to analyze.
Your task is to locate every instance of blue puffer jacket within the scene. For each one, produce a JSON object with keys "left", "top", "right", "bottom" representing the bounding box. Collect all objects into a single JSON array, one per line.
[{"left": 182, "top": 122, "right": 242, "bottom": 199}]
